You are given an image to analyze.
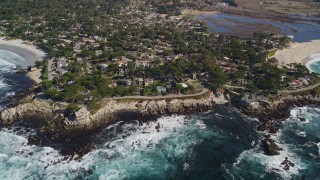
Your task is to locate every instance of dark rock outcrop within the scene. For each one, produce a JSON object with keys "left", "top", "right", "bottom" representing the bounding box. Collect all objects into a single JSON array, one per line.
[{"left": 261, "top": 135, "right": 283, "bottom": 156}]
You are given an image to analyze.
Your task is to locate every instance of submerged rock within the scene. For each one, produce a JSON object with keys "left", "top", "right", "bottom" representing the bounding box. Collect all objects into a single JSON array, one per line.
[
  {"left": 261, "top": 135, "right": 283, "bottom": 156},
  {"left": 281, "top": 157, "right": 295, "bottom": 171}
]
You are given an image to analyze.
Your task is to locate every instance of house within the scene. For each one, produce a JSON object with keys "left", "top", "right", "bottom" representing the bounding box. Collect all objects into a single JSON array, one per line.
[
  {"left": 145, "top": 78, "right": 154, "bottom": 86},
  {"left": 135, "top": 78, "right": 144, "bottom": 87},
  {"left": 179, "top": 83, "right": 188, "bottom": 89},
  {"left": 241, "top": 94, "right": 259, "bottom": 107},
  {"left": 237, "top": 79, "right": 247, "bottom": 86},
  {"left": 156, "top": 86, "right": 166, "bottom": 94},
  {"left": 75, "top": 106, "right": 90, "bottom": 120},
  {"left": 95, "top": 50, "right": 103, "bottom": 56},
  {"left": 100, "top": 64, "right": 108, "bottom": 71},
  {"left": 292, "top": 80, "right": 303, "bottom": 87},
  {"left": 298, "top": 78, "right": 309, "bottom": 86},
  {"left": 116, "top": 79, "right": 132, "bottom": 86}
]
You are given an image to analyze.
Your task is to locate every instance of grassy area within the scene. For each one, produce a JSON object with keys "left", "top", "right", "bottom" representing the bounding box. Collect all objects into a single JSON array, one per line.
[
  {"left": 181, "top": 9, "right": 218, "bottom": 17},
  {"left": 41, "top": 61, "right": 49, "bottom": 80},
  {"left": 262, "top": 0, "right": 320, "bottom": 16},
  {"left": 267, "top": 49, "right": 277, "bottom": 57}
]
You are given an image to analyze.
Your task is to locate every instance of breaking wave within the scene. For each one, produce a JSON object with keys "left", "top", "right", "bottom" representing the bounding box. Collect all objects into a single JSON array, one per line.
[{"left": 306, "top": 53, "right": 320, "bottom": 74}]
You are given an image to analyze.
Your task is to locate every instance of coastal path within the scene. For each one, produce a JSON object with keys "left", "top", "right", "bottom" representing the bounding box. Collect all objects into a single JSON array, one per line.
[
  {"left": 48, "top": 59, "right": 53, "bottom": 81},
  {"left": 107, "top": 88, "right": 210, "bottom": 101},
  {"left": 279, "top": 82, "right": 320, "bottom": 94},
  {"left": 223, "top": 85, "right": 246, "bottom": 90},
  {"left": 223, "top": 82, "right": 320, "bottom": 94}
]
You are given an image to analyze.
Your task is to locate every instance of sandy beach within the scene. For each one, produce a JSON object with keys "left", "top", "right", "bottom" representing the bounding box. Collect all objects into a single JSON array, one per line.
[
  {"left": 0, "top": 37, "right": 47, "bottom": 67},
  {"left": 274, "top": 40, "right": 320, "bottom": 66},
  {"left": 0, "top": 37, "right": 47, "bottom": 83}
]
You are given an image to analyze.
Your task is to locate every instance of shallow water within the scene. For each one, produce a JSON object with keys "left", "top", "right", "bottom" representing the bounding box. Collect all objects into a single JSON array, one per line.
[
  {"left": 0, "top": 50, "right": 33, "bottom": 110},
  {"left": 196, "top": 13, "right": 320, "bottom": 42},
  {"left": 306, "top": 53, "right": 320, "bottom": 74}
]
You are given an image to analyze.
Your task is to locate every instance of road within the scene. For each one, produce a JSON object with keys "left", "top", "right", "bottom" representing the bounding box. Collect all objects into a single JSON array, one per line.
[
  {"left": 223, "top": 85, "right": 246, "bottom": 90},
  {"left": 106, "top": 88, "right": 210, "bottom": 101},
  {"left": 279, "top": 82, "right": 320, "bottom": 93},
  {"left": 48, "top": 59, "right": 53, "bottom": 81}
]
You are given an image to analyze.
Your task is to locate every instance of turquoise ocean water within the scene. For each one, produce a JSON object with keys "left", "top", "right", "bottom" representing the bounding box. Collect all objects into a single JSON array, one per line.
[{"left": 307, "top": 54, "right": 320, "bottom": 74}]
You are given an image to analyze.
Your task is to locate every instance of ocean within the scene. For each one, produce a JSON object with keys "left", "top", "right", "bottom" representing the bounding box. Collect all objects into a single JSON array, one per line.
[
  {"left": 0, "top": 49, "right": 33, "bottom": 110},
  {"left": 307, "top": 53, "right": 320, "bottom": 74},
  {"left": 1, "top": 44, "right": 320, "bottom": 179},
  {"left": 1, "top": 104, "right": 320, "bottom": 179}
]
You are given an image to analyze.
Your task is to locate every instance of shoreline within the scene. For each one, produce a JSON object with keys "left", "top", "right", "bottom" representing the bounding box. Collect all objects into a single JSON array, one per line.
[
  {"left": 181, "top": 9, "right": 219, "bottom": 16},
  {"left": 0, "top": 37, "right": 47, "bottom": 66},
  {"left": 274, "top": 40, "right": 320, "bottom": 68},
  {"left": 0, "top": 37, "right": 47, "bottom": 84},
  {"left": 0, "top": 91, "right": 224, "bottom": 156}
]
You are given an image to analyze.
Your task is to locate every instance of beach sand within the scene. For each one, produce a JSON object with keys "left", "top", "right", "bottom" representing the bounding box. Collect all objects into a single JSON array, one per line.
[
  {"left": 26, "top": 69, "right": 42, "bottom": 84},
  {"left": 274, "top": 40, "right": 320, "bottom": 66},
  {"left": 0, "top": 37, "right": 47, "bottom": 83},
  {"left": 0, "top": 37, "right": 47, "bottom": 66}
]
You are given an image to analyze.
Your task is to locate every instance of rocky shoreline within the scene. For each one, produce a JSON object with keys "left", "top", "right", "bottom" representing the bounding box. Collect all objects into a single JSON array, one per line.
[
  {"left": 1, "top": 89, "right": 319, "bottom": 163},
  {"left": 0, "top": 91, "right": 217, "bottom": 156},
  {"left": 231, "top": 94, "right": 320, "bottom": 171}
]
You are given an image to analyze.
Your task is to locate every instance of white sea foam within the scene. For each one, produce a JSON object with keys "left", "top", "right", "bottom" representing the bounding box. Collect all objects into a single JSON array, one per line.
[
  {"left": 0, "top": 79, "right": 8, "bottom": 89},
  {"left": 306, "top": 53, "right": 320, "bottom": 73},
  {"left": 0, "top": 49, "right": 25, "bottom": 68},
  {"left": 0, "top": 49, "right": 24, "bottom": 107},
  {"left": 0, "top": 58, "right": 16, "bottom": 72},
  {"left": 317, "top": 142, "right": 320, "bottom": 156},
  {"left": 0, "top": 115, "right": 206, "bottom": 179},
  {"left": 234, "top": 140, "right": 305, "bottom": 179}
]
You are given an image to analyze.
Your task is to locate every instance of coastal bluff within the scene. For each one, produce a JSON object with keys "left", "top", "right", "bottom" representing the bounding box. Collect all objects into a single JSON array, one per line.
[
  {"left": 79, "top": 92, "right": 218, "bottom": 127},
  {"left": 0, "top": 92, "right": 218, "bottom": 155},
  {"left": 0, "top": 92, "right": 218, "bottom": 128},
  {"left": 0, "top": 99, "right": 65, "bottom": 126}
]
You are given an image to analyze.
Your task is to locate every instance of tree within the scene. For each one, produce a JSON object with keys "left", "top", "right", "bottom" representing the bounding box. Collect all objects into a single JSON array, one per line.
[
  {"left": 176, "top": 83, "right": 184, "bottom": 94},
  {"left": 108, "top": 64, "right": 118, "bottom": 74},
  {"left": 206, "top": 61, "right": 227, "bottom": 88},
  {"left": 34, "top": 60, "right": 43, "bottom": 68},
  {"left": 44, "top": 89, "right": 60, "bottom": 98},
  {"left": 65, "top": 103, "right": 79, "bottom": 116},
  {"left": 230, "top": 70, "right": 245, "bottom": 80},
  {"left": 246, "top": 81, "right": 259, "bottom": 93},
  {"left": 42, "top": 80, "right": 53, "bottom": 90},
  {"left": 87, "top": 100, "right": 101, "bottom": 113}
]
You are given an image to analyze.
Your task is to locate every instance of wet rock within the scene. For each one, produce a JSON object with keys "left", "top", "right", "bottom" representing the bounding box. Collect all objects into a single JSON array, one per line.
[
  {"left": 299, "top": 117, "right": 306, "bottom": 122},
  {"left": 261, "top": 135, "right": 283, "bottom": 156},
  {"left": 27, "top": 135, "right": 39, "bottom": 145},
  {"left": 155, "top": 123, "right": 160, "bottom": 132},
  {"left": 268, "top": 126, "right": 279, "bottom": 134},
  {"left": 281, "top": 157, "right": 294, "bottom": 171}
]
